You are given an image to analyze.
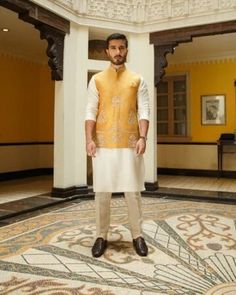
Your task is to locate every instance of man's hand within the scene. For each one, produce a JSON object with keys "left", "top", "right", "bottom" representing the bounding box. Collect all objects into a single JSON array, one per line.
[
  {"left": 135, "top": 138, "right": 146, "bottom": 155},
  {"left": 86, "top": 140, "right": 96, "bottom": 157}
]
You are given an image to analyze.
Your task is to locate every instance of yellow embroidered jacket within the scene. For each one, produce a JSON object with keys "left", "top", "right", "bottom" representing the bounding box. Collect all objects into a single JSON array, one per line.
[{"left": 94, "top": 66, "right": 141, "bottom": 148}]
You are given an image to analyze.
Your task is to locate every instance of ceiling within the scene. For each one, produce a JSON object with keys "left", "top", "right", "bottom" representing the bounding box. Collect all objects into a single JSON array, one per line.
[
  {"left": 168, "top": 33, "right": 236, "bottom": 64},
  {"left": 0, "top": 6, "right": 47, "bottom": 63},
  {"left": 0, "top": 6, "right": 236, "bottom": 64}
]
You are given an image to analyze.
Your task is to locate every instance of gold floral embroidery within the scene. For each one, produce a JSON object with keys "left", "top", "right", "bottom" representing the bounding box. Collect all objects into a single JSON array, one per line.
[
  {"left": 97, "top": 109, "right": 107, "bottom": 124},
  {"left": 130, "top": 80, "right": 139, "bottom": 87},
  {"left": 96, "top": 133, "right": 105, "bottom": 146},
  {"left": 111, "top": 96, "right": 121, "bottom": 107},
  {"left": 111, "top": 132, "right": 122, "bottom": 143},
  {"left": 128, "top": 110, "right": 137, "bottom": 125},
  {"left": 128, "top": 134, "right": 138, "bottom": 147},
  {"left": 110, "top": 122, "right": 125, "bottom": 144}
]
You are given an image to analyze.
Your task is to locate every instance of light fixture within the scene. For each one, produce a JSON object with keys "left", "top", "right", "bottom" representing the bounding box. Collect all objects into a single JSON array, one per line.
[{"left": 1, "top": 28, "right": 9, "bottom": 32}]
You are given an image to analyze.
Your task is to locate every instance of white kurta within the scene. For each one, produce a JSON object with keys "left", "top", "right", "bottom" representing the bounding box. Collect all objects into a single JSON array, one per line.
[{"left": 85, "top": 74, "right": 150, "bottom": 192}]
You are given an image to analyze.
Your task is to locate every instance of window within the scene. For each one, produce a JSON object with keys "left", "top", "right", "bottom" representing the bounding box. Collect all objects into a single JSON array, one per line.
[{"left": 157, "top": 75, "right": 187, "bottom": 139}]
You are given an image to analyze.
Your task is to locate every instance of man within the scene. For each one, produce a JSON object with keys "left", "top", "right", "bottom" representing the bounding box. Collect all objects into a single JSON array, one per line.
[{"left": 85, "top": 33, "right": 150, "bottom": 258}]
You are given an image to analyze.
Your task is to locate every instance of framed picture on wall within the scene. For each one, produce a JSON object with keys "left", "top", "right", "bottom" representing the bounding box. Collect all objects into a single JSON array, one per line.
[{"left": 201, "top": 94, "right": 226, "bottom": 125}]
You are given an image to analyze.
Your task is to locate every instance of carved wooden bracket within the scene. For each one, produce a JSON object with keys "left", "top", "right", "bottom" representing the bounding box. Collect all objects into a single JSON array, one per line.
[
  {"left": 150, "top": 20, "right": 236, "bottom": 85},
  {"left": 154, "top": 43, "right": 177, "bottom": 85},
  {"left": 0, "top": 0, "right": 70, "bottom": 81},
  {"left": 36, "top": 24, "right": 65, "bottom": 81}
]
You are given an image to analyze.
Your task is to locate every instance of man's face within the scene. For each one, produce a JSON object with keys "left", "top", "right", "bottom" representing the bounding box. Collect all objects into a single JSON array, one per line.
[{"left": 106, "top": 39, "right": 128, "bottom": 66}]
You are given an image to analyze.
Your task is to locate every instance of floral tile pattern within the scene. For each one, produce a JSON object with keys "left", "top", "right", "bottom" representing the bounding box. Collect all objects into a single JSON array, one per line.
[{"left": 0, "top": 197, "right": 235, "bottom": 295}]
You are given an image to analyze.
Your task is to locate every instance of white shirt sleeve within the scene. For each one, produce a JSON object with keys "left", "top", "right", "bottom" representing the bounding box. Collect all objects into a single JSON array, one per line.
[
  {"left": 85, "top": 75, "right": 98, "bottom": 121},
  {"left": 137, "top": 77, "right": 150, "bottom": 121}
]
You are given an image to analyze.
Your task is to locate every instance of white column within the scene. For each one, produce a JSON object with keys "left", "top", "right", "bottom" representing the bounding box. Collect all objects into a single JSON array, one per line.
[
  {"left": 53, "top": 23, "right": 88, "bottom": 189},
  {"left": 127, "top": 33, "right": 157, "bottom": 186},
  {"left": 74, "top": 25, "right": 89, "bottom": 187}
]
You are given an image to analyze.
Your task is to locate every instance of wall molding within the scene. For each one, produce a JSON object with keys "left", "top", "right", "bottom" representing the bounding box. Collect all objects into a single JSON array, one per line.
[
  {"left": 169, "top": 55, "right": 236, "bottom": 66},
  {"left": 0, "top": 142, "right": 53, "bottom": 146},
  {"left": 158, "top": 168, "right": 236, "bottom": 179},
  {"left": 157, "top": 142, "right": 217, "bottom": 145},
  {"left": 0, "top": 144, "right": 53, "bottom": 175},
  {"left": 0, "top": 168, "right": 53, "bottom": 181}
]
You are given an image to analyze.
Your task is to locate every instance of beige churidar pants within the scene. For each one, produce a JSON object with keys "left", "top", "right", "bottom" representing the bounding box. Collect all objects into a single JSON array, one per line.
[{"left": 95, "top": 192, "right": 142, "bottom": 240}]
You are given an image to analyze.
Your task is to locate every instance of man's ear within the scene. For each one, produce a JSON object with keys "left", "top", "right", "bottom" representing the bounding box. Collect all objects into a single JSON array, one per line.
[{"left": 105, "top": 49, "right": 109, "bottom": 56}]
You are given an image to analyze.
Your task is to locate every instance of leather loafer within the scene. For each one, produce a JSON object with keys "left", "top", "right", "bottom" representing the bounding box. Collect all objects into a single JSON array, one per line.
[
  {"left": 92, "top": 237, "right": 107, "bottom": 257},
  {"left": 133, "top": 236, "right": 148, "bottom": 256}
]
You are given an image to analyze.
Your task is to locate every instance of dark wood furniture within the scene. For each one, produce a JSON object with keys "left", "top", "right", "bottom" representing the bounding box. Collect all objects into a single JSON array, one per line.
[{"left": 217, "top": 140, "right": 236, "bottom": 177}]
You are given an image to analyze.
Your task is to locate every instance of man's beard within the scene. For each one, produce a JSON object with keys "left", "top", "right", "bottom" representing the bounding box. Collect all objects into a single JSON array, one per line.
[{"left": 110, "top": 55, "right": 126, "bottom": 65}]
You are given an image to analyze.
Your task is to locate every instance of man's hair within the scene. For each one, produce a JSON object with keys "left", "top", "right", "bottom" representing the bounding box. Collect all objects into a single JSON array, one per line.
[{"left": 106, "top": 33, "right": 128, "bottom": 49}]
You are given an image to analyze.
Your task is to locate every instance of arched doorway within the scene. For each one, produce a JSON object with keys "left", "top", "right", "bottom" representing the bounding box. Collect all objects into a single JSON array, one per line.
[
  {"left": 150, "top": 21, "right": 236, "bottom": 194},
  {"left": 0, "top": 0, "right": 69, "bottom": 206},
  {"left": 0, "top": 0, "right": 69, "bottom": 80},
  {"left": 150, "top": 20, "right": 236, "bottom": 84}
]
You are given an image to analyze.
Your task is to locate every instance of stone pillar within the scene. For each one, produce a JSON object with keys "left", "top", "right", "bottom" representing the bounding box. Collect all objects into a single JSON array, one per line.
[
  {"left": 128, "top": 33, "right": 158, "bottom": 191},
  {"left": 52, "top": 23, "right": 88, "bottom": 197}
]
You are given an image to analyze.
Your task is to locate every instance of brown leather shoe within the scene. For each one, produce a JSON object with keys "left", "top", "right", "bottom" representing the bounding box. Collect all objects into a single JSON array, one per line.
[
  {"left": 133, "top": 236, "right": 148, "bottom": 256},
  {"left": 92, "top": 238, "right": 107, "bottom": 257}
]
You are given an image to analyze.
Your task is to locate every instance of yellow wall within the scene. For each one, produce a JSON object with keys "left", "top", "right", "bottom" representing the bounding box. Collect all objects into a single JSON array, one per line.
[
  {"left": 166, "top": 58, "right": 236, "bottom": 142},
  {"left": 38, "top": 64, "right": 55, "bottom": 141},
  {"left": 0, "top": 53, "right": 54, "bottom": 143}
]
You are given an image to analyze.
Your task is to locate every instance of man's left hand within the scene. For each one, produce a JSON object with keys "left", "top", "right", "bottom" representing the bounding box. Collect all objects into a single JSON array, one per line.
[{"left": 135, "top": 138, "right": 146, "bottom": 155}]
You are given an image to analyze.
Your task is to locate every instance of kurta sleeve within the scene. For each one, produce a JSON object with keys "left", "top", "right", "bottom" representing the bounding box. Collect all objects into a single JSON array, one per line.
[
  {"left": 137, "top": 77, "right": 150, "bottom": 121},
  {"left": 85, "top": 75, "right": 99, "bottom": 121}
]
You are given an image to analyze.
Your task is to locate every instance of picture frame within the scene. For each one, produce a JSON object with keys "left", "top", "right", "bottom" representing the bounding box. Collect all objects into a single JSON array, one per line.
[{"left": 201, "top": 94, "right": 226, "bottom": 125}]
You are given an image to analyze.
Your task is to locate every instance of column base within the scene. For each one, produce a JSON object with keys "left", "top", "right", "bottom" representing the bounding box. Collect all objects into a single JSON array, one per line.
[
  {"left": 51, "top": 185, "right": 89, "bottom": 198},
  {"left": 144, "top": 181, "right": 159, "bottom": 192}
]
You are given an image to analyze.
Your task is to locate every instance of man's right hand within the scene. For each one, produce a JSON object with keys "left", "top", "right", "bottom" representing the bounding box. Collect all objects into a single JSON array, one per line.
[{"left": 86, "top": 140, "right": 96, "bottom": 157}]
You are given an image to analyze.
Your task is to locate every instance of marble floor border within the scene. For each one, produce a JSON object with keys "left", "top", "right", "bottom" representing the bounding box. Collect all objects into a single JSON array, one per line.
[
  {"left": 143, "top": 187, "right": 236, "bottom": 203},
  {"left": 0, "top": 187, "right": 236, "bottom": 227}
]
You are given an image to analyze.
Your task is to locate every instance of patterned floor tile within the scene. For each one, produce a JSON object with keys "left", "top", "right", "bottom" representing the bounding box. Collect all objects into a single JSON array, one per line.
[{"left": 0, "top": 197, "right": 235, "bottom": 295}]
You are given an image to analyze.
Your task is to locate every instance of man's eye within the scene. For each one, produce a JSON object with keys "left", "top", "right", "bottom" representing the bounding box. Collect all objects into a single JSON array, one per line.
[{"left": 109, "top": 46, "right": 126, "bottom": 50}]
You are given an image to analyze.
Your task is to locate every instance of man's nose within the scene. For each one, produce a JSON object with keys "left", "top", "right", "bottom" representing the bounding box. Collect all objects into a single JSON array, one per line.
[{"left": 115, "top": 48, "right": 121, "bottom": 54}]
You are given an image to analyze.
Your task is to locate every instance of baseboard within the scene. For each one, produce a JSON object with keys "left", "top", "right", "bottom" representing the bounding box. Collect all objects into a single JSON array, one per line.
[
  {"left": 0, "top": 168, "right": 53, "bottom": 181},
  {"left": 51, "top": 185, "right": 89, "bottom": 198},
  {"left": 145, "top": 181, "right": 159, "bottom": 191},
  {"left": 157, "top": 168, "right": 236, "bottom": 178}
]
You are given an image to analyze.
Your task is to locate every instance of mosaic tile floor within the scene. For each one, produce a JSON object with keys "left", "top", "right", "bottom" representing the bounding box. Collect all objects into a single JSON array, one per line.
[{"left": 0, "top": 196, "right": 235, "bottom": 294}]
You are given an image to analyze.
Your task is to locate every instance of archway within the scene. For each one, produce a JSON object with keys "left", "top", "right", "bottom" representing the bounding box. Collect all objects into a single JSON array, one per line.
[
  {"left": 150, "top": 20, "right": 236, "bottom": 84},
  {"left": 0, "top": 0, "right": 69, "bottom": 80},
  {"left": 150, "top": 20, "right": 236, "bottom": 192},
  {"left": 0, "top": 0, "right": 70, "bottom": 204}
]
